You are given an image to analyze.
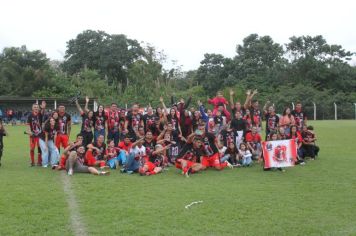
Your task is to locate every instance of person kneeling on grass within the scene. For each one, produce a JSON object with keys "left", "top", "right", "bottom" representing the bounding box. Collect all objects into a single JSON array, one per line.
[
  {"left": 66, "top": 146, "right": 109, "bottom": 176},
  {"left": 238, "top": 142, "right": 252, "bottom": 167},
  {"left": 175, "top": 135, "right": 206, "bottom": 177},
  {"left": 105, "top": 139, "right": 121, "bottom": 169},
  {"left": 139, "top": 144, "right": 171, "bottom": 176}
]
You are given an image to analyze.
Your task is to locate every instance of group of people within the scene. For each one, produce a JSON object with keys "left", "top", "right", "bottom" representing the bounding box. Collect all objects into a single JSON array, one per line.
[{"left": 2, "top": 89, "right": 320, "bottom": 176}]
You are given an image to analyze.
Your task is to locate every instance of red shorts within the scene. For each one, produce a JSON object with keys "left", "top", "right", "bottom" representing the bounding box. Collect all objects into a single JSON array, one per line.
[
  {"left": 201, "top": 153, "right": 221, "bottom": 168},
  {"left": 55, "top": 134, "right": 69, "bottom": 149},
  {"left": 175, "top": 159, "right": 195, "bottom": 170},
  {"left": 145, "top": 161, "right": 156, "bottom": 172},
  {"left": 30, "top": 137, "right": 40, "bottom": 149},
  {"left": 85, "top": 151, "right": 96, "bottom": 166}
]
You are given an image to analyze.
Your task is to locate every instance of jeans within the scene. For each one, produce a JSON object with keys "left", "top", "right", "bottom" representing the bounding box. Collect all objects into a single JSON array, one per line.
[
  {"left": 39, "top": 139, "right": 59, "bottom": 166},
  {"left": 124, "top": 152, "right": 139, "bottom": 172},
  {"left": 242, "top": 154, "right": 252, "bottom": 166}
]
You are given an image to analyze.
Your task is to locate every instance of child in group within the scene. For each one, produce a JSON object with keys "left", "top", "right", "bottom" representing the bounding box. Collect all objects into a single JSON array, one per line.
[
  {"left": 224, "top": 142, "right": 240, "bottom": 166},
  {"left": 106, "top": 139, "right": 120, "bottom": 169},
  {"left": 208, "top": 91, "right": 231, "bottom": 120},
  {"left": 238, "top": 143, "right": 252, "bottom": 167},
  {"left": 0, "top": 121, "right": 8, "bottom": 166}
]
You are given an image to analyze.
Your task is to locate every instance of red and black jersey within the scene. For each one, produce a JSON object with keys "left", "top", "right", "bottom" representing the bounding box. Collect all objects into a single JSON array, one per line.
[
  {"left": 106, "top": 110, "right": 120, "bottom": 132},
  {"left": 177, "top": 143, "right": 204, "bottom": 162},
  {"left": 143, "top": 139, "right": 156, "bottom": 154},
  {"left": 201, "top": 132, "right": 218, "bottom": 156},
  {"left": 292, "top": 110, "right": 306, "bottom": 129},
  {"left": 143, "top": 114, "right": 157, "bottom": 132},
  {"left": 58, "top": 113, "right": 71, "bottom": 135},
  {"left": 149, "top": 153, "right": 164, "bottom": 167},
  {"left": 167, "top": 114, "right": 179, "bottom": 131},
  {"left": 81, "top": 113, "right": 94, "bottom": 133},
  {"left": 27, "top": 112, "right": 43, "bottom": 137},
  {"left": 92, "top": 142, "right": 106, "bottom": 160},
  {"left": 106, "top": 147, "right": 119, "bottom": 161},
  {"left": 43, "top": 124, "right": 57, "bottom": 141},
  {"left": 243, "top": 115, "right": 253, "bottom": 132},
  {"left": 250, "top": 108, "right": 262, "bottom": 127},
  {"left": 220, "top": 129, "right": 236, "bottom": 146},
  {"left": 126, "top": 112, "right": 143, "bottom": 134},
  {"left": 265, "top": 113, "right": 279, "bottom": 133},
  {"left": 94, "top": 111, "right": 106, "bottom": 131},
  {"left": 289, "top": 132, "right": 302, "bottom": 145}
]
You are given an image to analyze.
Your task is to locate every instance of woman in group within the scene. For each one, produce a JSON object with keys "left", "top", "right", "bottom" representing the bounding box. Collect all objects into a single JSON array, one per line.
[
  {"left": 93, "top": 104, "right": 107, "bottom": 143},
  {"left": 39, "top": 117, "right": 60, "bottom": 168},
  {"left": 279, "top": 107, "right": 295, "bottom": 135},
  {"left": 75, "top": 97, "right": 94, "bottom": 148}
]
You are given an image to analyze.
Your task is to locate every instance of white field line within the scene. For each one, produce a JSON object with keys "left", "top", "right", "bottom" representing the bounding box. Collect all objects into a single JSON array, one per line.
[{"left": 60, "top": 172, "right": 87, "bottom": 236}]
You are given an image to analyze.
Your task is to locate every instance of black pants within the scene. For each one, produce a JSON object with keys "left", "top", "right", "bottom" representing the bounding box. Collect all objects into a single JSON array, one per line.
[
  {"left": 81, "top": 131, "right": 93, "bottom": 148},
  {"left": 301, "top": 144, "right": 319, "bottom": 158}
]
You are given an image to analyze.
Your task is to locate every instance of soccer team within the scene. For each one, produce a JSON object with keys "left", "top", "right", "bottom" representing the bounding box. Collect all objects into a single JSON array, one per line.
[{"left": 0, "top": 89, "right": 320, "bottom": 176}]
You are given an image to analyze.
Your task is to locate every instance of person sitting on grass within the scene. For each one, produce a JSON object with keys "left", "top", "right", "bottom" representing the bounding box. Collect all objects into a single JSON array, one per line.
[
  {"left": 57, "top": 134, "right": 83, "bottom": 170},
  {"left": 121, "top": 138, "right": 146, "bottom": 174},
  {"left": 245, "top": 126, "right": 262, "bottom": 162},
  {"left": 139, "top": 144, "right": 171, "bottom": 176},
  {"left": 175, "top": 135, "right": 206, "bottom": 177},
  {"left": 66, "top": 145, "right": 110, "bottom": 176},
  {"left": 238, "top": 142, "right": 252, "bottom": 167},
  {"left": 105, "top": 139, "right": 121, "bottom": 169},
  {"left": 0, "top": 121, "right": 8, "bottom": 167}
]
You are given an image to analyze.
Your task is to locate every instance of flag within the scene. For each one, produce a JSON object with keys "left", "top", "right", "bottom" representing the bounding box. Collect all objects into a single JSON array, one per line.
[{"left": 262, "top": 139, "right": 297, "bottom": 168}]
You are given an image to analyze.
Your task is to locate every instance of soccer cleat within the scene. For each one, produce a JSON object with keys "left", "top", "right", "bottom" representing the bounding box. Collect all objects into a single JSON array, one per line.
[
  {"left": 67, "top": 168, "right": 73, "bottom": 176},
  {"left": 42, "top": 165, "right": 48, "bottom": 168},
  {"left": 126, "top": 170, "right": 134, "bottom": 174},
  {"left": 30, "top": 163, "right": 35, "bottom": 167}
]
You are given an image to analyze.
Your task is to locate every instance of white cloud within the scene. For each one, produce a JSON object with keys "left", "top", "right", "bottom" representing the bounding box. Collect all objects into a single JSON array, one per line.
[{"left": 1, "top": 0, "right": 355, "bottom": 70}]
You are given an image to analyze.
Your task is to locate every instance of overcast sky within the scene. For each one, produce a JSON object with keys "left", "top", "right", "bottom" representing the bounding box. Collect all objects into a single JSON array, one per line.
[{"left": 1, "top": 0, "right": 355, "bottom": 70}]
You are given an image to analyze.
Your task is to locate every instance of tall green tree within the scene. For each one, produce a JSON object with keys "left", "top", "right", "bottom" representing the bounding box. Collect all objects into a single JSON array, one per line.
[{"left": 62, "top": 30, "right": 145, "bottom": 93}]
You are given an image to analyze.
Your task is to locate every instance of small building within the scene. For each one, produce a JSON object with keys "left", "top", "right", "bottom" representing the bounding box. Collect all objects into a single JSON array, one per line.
[{"left": 0, "top": 96, "right": 98, "bottom": 123}]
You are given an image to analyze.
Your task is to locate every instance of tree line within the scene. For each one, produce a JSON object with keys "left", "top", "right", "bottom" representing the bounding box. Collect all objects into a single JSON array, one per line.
[{"left": 0, "top": 30, "right": 355, "bottom": 119}]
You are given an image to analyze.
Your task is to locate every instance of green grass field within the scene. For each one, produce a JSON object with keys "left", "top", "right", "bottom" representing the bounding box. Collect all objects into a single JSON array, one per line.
[{"left": 0, "top": 121, "right": 356, "bottom": 236}]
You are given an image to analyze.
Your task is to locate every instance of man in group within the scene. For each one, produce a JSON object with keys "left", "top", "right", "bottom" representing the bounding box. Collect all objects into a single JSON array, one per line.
[
  {"left": 107, "top": 103, "right": 120, "bottom": 146},
  {"left": 175, "top": 135, "right": 206, "bottom": 177},
  {"left": 26, "top": 101, "right": 46, "bottom": 166},
  {"left": 292, "top": 102, "right": 307, "bottom": 131},
  {"left": 263, "top": 102, "right": 279, "bottom": 140},
  {"left": 56, "top": 104, "right": 71, "bottom": 152},
  {"left": 124, "top": 103, "right": 144, "bottom": 141},
  {"left": 66, "top": 145, "right": 109, "bottom": 176},
  {"left": 197, "top": 123, "right": 232, "bottom": 170}
]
